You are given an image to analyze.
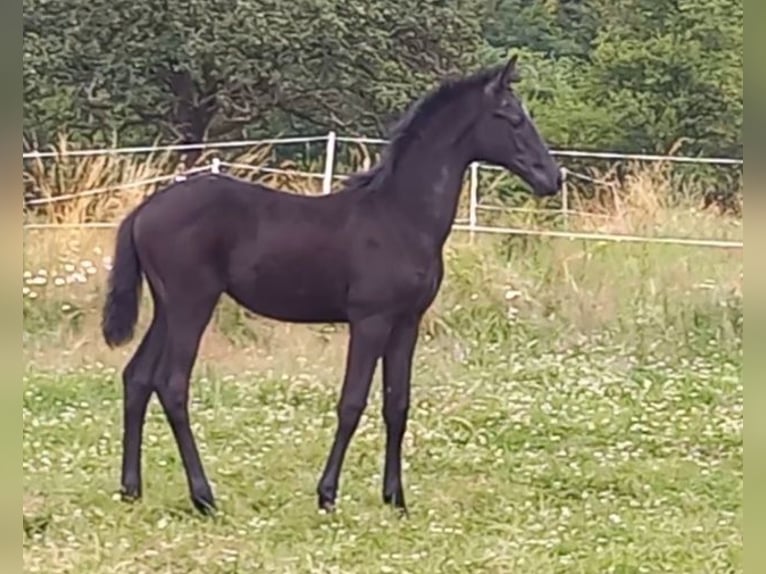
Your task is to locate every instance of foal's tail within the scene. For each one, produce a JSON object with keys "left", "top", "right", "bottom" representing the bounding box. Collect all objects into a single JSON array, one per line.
[{"left": 101, "top": 207, "right": 144, "bottom": 348}]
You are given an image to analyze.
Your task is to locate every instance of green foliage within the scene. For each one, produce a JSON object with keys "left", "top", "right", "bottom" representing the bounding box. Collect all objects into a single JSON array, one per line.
[
  {"left": 481, "top": 0, "right": 601, "bottom": 59},
  {"left": 23, "top": 0, "right": 484, "bottom": 147},
  {"left": 585, "top": 0, "right": 743, "bottom": 156},
  {"left": 23, "top": 0, "right": 743, "bottom": 189},
  {"left": 476, "top": 0, "right": 743, "bottom": 158}
]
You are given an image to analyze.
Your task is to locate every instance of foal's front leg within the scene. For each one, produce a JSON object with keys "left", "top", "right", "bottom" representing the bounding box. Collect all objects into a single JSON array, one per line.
[
  {"left": 317, "top": 315, "right": 392, "bottom": 512},
  {"left": 381, "top": 317, "right": 420, "bottom": 515}
]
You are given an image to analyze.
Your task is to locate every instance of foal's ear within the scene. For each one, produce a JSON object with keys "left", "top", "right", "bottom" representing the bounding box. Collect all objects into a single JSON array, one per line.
[{"left": 485, "top": 53, "right": 520, "bottom": 96}]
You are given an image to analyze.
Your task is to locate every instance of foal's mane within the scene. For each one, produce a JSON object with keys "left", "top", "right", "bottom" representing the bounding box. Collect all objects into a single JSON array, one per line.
[{"left": 340, "top": 65, "right": 503, "bottom": 194}]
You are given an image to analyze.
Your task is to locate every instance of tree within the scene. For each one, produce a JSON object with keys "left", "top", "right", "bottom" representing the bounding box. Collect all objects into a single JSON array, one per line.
[
  {"left": 23, "top": 0, "right": 486, "bottom": 147},
  {"left": 23, "top": 0, "right": 744, "bottom": 161},
  {"left": 479, "top": 0, "right": 599, "bottom": 59},
  {"left": 584, "top": 0, "right": 743, "bottom": 156}
]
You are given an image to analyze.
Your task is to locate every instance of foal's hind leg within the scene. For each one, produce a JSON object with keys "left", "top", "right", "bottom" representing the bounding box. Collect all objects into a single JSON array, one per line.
[
  {"left": 154, "top": 288, "right": 221, "bottom": 515},
  {"left": 120, "top": 307, "right": 166, "bottom": 502},
  {"left": 317, "top": 315, "right": 393, "bottom": 511}
]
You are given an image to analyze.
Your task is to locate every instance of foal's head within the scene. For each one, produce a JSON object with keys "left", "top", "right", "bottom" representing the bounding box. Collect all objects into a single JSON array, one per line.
[{"left": 469, "top": 54, "right": 562, "bottom": 197}]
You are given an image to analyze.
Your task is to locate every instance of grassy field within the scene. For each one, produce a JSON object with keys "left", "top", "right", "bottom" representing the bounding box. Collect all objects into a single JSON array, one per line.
[
  {"left": 23, "top": 147, "right": 743, "bottom": 572},
  {"left": 23, "top": 330, "right": 742, "bottom": 573}
]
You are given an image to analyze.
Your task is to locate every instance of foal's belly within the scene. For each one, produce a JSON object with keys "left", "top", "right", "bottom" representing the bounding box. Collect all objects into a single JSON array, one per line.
[{"left": 225, "top": 262, "right": 349, "bottom": 324}]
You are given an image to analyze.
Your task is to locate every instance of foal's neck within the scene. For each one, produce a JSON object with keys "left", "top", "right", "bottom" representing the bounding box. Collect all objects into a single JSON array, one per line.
[{"left": 387, "top": 139, "right": 472, "bottom": 248}]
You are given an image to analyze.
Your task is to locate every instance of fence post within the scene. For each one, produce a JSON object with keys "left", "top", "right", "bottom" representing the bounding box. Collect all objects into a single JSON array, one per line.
[
  {"left": 469, "top": 162, "right": 479, "bottom": 241},
  {"left": 322, "top": 131, "right": 336, "bottom": 195},
  {"left": 211, "top": 157, "right": 221, "bottom": 174},
  {"left": 560, "top": 166, "right": 569, "bottom": 227}
]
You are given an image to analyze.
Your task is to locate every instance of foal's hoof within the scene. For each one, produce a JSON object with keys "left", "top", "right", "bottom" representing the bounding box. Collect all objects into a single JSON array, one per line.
[
  {"left": 383, "top": 493, "right": 408, "bottom": 518},
  {"left": 383, "top": 496, "right": 409, "bottom": 518},
  {"left": 119, "top": 486, "right": 141, "bottom": 504},
  {"left": 317, "top": 495, "right": 336, "bottom": 514},
  {"left": 192, "top": 495, "right": 217, "bottom": 517},
  {"left": 388, "top": 504, "right": 409, "bottom": 519}
]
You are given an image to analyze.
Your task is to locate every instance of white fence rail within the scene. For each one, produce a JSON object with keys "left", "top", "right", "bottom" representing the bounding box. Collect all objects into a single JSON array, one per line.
[
  {"left": 22, "top": 131, "right": 744, "bottom": 250},
  {"left": 20, "top": 135, "right": 330, "bottom": 159},
  {"left": 23, "top": 132, "right": 744, "bottom": 165}
]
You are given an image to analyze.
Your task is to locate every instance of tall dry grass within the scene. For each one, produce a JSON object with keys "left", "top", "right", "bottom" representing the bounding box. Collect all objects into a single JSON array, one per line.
[
  {"left": 475, "top": 151, "right": 742, "bottom": 242},
  {"left": 22, "top": 138, "right": 743, "bottom": 372},
  {"left": 23, "top": 135, "right": 329, "bottom": 225}
]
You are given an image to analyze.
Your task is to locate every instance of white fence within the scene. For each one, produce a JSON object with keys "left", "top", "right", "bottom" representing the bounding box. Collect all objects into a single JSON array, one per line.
[{"left": 22, "top": 131, "right": 744, "bottom": 249}]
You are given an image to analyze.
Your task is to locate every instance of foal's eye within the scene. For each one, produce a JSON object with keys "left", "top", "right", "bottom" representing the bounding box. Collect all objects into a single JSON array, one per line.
[
  {"left": 509, "top": 113, "right": 525, "bottom": 127},
  {"left": 494, "top": 107, "right": 524, "bottom": 127}
]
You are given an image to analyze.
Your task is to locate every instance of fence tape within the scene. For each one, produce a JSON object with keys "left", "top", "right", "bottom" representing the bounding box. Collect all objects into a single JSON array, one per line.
[
  {"left": 22, "top": 135, "right": 329, "bottom": 159},
  {"left": 452, "top": 224, "right": 742, "bottom": 249},
  {"left": 23, "top": 133, "right": 743, "bottom": 165},
  {"left": 218, "top": 161, "right": 326, "bottom": 180},
  {"left": 475, "top": 204, "right": 615, "bottom": 220},
  {"left": 25, "top": 166, "right": 212, "bottom": 205},
  {"left": 335, "top": 136, "right": 743, "bottom": 165}
]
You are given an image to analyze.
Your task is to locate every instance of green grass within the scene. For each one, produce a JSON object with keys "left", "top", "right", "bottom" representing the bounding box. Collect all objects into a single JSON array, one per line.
[
  {"left": 23, "top": 331, "right": 742, "bottom": 573},
  {"left": 22, "top": 230, "right": 743, "bottom": 573}
]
